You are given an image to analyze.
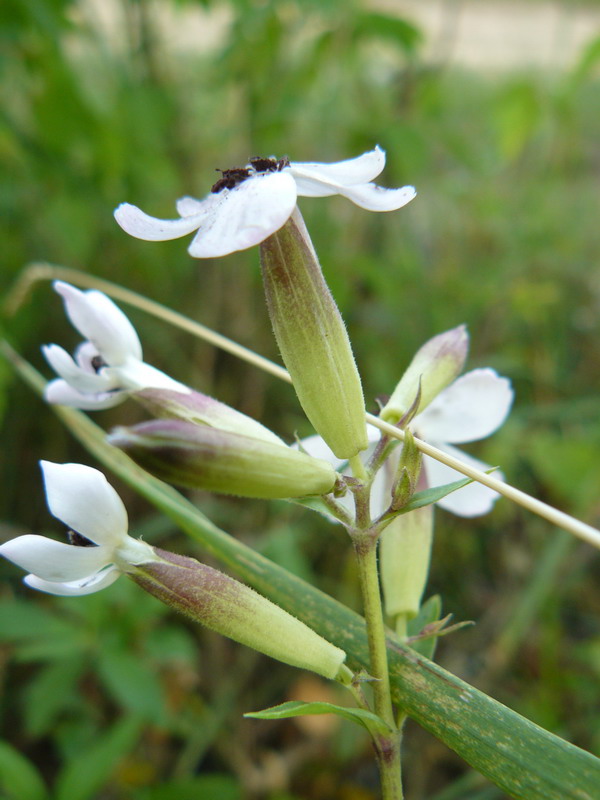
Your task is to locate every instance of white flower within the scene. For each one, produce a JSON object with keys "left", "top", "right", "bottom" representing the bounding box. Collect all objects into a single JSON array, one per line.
[
  {"left": 0, "top": 462, "right": 157, "bottom": 596},
  {"left": 43, "top": 281, "right": 189, "bottom": 410},
  {"left": 114, "top": 146, "right": 416, "bottom": 258},
  {"left": 300, "top": 368, "right": 513, "bottom": 519},
  {"left": 412, "top": 368, "right": 513, "bottom": 517}
]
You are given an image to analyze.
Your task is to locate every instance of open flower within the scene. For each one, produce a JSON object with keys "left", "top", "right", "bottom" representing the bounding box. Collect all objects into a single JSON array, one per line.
[
  {"left": 0, "top": 463, "right": 348, "bottom": 680},
  {"left": 43, "top": 281, "right": 189, "bottom": 410},
  {"left": 114, "top": 146, "right": 416, "bottom": 258},
  {"left": 0, "top": 461, "right": 157, "bottom": 595},
  {"left": 300, "top": 368, "right": 513, "bottom": 518}
]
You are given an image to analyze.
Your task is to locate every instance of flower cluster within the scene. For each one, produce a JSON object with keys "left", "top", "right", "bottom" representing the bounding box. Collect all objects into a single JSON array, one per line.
[
  {"left": 301, "top": 360, "right": 513, "bottom": 519},
  {"left": 2, "top": 145, "right": 514, "bottom": 688}
]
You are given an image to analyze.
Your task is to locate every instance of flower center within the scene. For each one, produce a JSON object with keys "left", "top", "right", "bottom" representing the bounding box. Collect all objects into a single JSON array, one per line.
[
  {"left": 91, "top": 354, "right": 108, "bottom": 373},
  {"left": 211, "top": 156, "right": 290, "bottom": 193},
  {"left": 68, "top": 530, "right": 96, "bottom": 547}
]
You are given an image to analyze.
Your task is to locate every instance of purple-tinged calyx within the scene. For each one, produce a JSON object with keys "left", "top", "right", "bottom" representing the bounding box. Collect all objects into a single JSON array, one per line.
[
  {"left": 131, "top": 549, "right": 348, "bottom": 680},
  {"left": 109, "top": 419, "right": 338, "bottom": 499},
  {"left": 134, "top": 388, "right": 284, "bottom": 446},
  {"left": 381, "top": 325, "right": 469, "bottom": 424},
  {"left": 260, "top": 209, "right": 368, "bottom": 460}
]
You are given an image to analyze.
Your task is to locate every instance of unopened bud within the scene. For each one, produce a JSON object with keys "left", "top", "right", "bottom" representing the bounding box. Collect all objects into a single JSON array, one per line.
[
  {"left": 390, "top": 429, "right": 422, "bottom": 510},
  {"left": 131, "top": 549, "right": 347, "bottom": 680},
  {"left": 109, "top": 419, "right": 337, "bottom": 499},
  {"left": 260, "top": 209, "right": 368, "bottom": 460},
  {"left": 380, "top": 505, "right": 433, "bottom": 619},
  {"left": 134, "top": 388, "right": 284, "bottom": 446},
  {"left": 381, "top": 325, "right": 469, "bottom": 424}
]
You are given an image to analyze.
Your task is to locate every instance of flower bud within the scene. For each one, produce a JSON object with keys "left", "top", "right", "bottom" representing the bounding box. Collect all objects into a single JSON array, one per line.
[
  {"left": 380, "top": 325, "right": 469, "bottom": 424},
  {"left": 380, "top": 506, "right": 433, "bottom": 619},
  {"left": 109, "top": 419, "right": 337, "bottom": 499},
  {"left": 260, "top": 209, "right": 368, "bottom": 460},
  {"left": 390, "top": 429, "right": 422, "bottom": 510},
  {"left": 134, "top": 388, "right": 284, "bottom": 446},
  {"left": 131, "top": 548, "right": 347, "bottom": 680}
]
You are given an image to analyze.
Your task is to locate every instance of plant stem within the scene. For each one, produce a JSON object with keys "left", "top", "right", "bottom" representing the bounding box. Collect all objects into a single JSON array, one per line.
[{"left": 354, "top": 534, "right": 403, "bottom": 798}]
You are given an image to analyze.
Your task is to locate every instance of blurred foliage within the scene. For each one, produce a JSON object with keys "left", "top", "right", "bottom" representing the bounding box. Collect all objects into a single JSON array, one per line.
[{"left": 1, "top": 0, "right": 600, "bottom": 797}]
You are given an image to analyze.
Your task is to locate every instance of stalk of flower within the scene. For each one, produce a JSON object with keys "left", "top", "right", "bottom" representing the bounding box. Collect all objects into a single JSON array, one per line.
[
  {"left": 43, "top": 281, "right": 190, "bottom": 409},
  {"left": 109, "top": 419, "right": 340, "bottom": 499},
  {"left": 260, "top": 208, "right": 368, "bottom": 460},
  {"left": 0, "top": 462, "right": 349, "bottom": 682},
  {"left": 114, "top": 146, "right": 416, "bottom": 258}
]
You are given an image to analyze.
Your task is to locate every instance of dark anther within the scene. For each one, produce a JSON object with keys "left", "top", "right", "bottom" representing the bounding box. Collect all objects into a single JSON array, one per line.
[
  {"left": 211, "top": 167, "right": 252, "bottom": 193},
  {"left": 91, "top": 355, "right": 108, "bottom": 373},
  {"left": 249, "top": 156, "right": 290, "bottom": 173},
  {"left": 68, "top": 530, "right": 96, "bottom": 547}
]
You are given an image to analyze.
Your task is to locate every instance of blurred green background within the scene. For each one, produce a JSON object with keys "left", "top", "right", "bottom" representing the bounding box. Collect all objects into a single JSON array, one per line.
[{"left": 1, "top": 1, "right": 600, "bottom": 798}]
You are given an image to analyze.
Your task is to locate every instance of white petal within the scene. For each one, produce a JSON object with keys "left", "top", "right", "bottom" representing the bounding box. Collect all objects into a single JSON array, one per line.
[
  {"left": 415, "top": 369, "right": 513, "bottom": 445},
  {"left": 422, "top": 443, "right": 504, "bottom": 517},
  {"left": 188, "top": 171, "right": 298, "bottom": 257},
  {"left": 290, "top": 146, "right": 386, "bottom": 191},
  {"left": 176, "top": 196, "right": 205, "bottom": 216},
  {"left": 0, "top": 535, "right": 112, "bottom": 581},
  {"left": 369, "top": 462, "right": 392, "bottom": 518},
  {"left": 335, "top": 183, "right": 417, "bottom": 212},
  {"left": 42, "top": 345, "right": 114, "bottom": 393},
  {"left": 54, "top": 282, "right": 142, "bottom": 364},
  {"left": 296, "top": 434, "right": 346, "bottom": 469},
  {"left": 24, "top": 566, "right": 121, "bottom": 596},
  {"left": 44, "top": 379, "right": 127, "bottom": 410},
  {"left": 41, "top": 461, "right": 128, "bottom": 546},
  {"left": 110, "top": 359, "right": 190, "bottom": 394},
  {"left": 114, "top": 202, "right": 207, "bottom": 241}
]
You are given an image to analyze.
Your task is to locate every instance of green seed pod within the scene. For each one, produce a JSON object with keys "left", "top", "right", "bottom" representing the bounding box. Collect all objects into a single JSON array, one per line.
[
  {"left": 260, "top": 209, "right": 368, "bottom": 460},
  {"left": 131, "top": 549, "right": 347, "bottom": 680},
  {"left": 381, "top": 325, "right": 469, "bottom": 424},
  {"left": 109, "top": 419, "right": 337, "bottom": 499}
]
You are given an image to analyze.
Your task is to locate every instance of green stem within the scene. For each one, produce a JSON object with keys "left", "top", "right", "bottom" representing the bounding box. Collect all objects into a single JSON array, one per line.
[
  {"left": 395, "top": 613, "right": 409, "bottom": 640},
  {"left": 354, "top": 536, "right": 403, "bottom": 798}
]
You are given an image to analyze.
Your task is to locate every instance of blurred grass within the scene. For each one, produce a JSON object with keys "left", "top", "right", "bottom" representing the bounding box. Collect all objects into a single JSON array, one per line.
[{"left": 1, "top": 0, "right": 600, "bottom": 798}]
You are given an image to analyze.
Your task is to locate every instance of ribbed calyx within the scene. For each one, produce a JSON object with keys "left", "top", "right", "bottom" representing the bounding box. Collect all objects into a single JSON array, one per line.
[
  {"left": 134, "top": 387, "right": 284, "bottom": 445},
  {"left": 109, "top": 419, "right": 337, "bottom": 499},
  {"left": 131, "top": 548, "right": 347, "bottom": 680},
  {"left": 381, "top": 325, "right": 469, "bottom": 424},
  {"left": 260, "top": 208, "right": 368, "bottom": 460},
  {"left": 380, "top": 505, "right": 434, "bottom": 619}
]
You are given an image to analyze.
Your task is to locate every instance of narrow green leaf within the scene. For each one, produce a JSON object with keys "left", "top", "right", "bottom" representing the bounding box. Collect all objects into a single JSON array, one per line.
[
  {"left": 401, "top": 476, "right": 474, "bottom": 512},
  {"left": 0, "top": 742, "right": 48, "bottom": 800},
  {"left": 245, "top": 700, "right": 393, "bottom": 736},
  {"left": 4, "top": 343, "right": 600, "bottom": 800}
]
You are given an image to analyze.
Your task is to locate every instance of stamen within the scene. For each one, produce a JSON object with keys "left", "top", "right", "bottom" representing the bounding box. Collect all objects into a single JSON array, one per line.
[{"left": 90, "top": 355, "right": 108, "bottom": 373}]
